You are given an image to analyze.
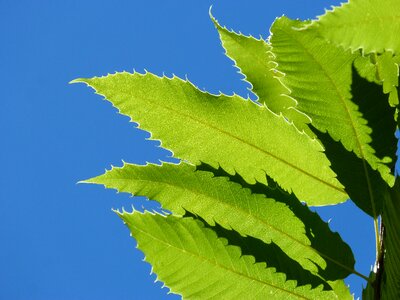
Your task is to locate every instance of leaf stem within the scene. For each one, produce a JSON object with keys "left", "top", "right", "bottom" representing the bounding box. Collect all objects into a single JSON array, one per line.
[
  {"left": 374, "top": 217, "right": 381, "bottom": 262},
  {"left": 373, "top": 221, "right": 385, "bottom": 300},
  {"left": 354, "top": 269, "right": 373, "bottom": 283}
]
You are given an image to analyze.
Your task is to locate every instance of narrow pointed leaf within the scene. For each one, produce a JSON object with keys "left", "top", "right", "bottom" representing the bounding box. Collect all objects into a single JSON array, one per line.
[
  {"left": 312, "top": 0, "right": 400, "bottom": 55},
  {"left": 85, "top": 162, "right": 354, "bottom": 278},
  {"left": 73, "top": 72, "right": 346, "bottom": 205},
  {"left": 211, "top": 16, "right": 312, "bottom": 135},
  {"left": 119, "top": 211, "right": 339, "bottom": 299}
]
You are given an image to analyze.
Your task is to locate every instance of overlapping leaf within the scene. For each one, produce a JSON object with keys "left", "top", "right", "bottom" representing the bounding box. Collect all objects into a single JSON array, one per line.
[
  {"left": 312, "top": 0, "right": 400, "bottom": 55},
  {"left": 354, "top": 52, "right": 399, "bottom": 107},
  {"left": 211, "top": 15, "right": 312, "bottom": 135},
  {"left": 185, "top": 212, "right": 329, "bottom": 290},
  {"left": 85, "top": 162, "right": 354, "bottom": 278},
  {"left": 195, "top": 162, "right": 356, "bottom": 281},
  {"left": 376, "top": 52, "right": 400, "bottom": 106},
  {"left": 73, "top": 1, "right": 400, "bottom": 297},
  {"left": 118, "top": 211, "right": 339, "bottom": 299},
  {"left": 270, "top": 17, "right": 397, "bottom": 216},
  {"left": 73, "top": 72, "right": 346, "bottom": 205},
  {"left": 314, "top": 129, "right": 391, "bottom": 217},
  {"left": 192, "top": 211, "right": 353, "bottom": 299},
  {"left": 309, "top": 68, "right": 395, "bottom": 216},
  {"left": 270, "top": 17, "right": 394, "bottom": 183}
]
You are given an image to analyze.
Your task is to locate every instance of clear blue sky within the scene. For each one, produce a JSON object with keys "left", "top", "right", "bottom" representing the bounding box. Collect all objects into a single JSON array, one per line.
[{"left": 1, "top": 0, "right": 380, "bottom": 299}]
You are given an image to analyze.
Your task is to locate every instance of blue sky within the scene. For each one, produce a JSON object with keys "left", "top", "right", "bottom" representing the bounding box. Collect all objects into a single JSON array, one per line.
[{"left": 1, "top": 1, "right": 377, "bottom": 299}]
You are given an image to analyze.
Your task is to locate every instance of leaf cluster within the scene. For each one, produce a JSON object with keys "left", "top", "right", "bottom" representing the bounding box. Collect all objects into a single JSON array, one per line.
[{"left": 73, "top": 0, "right": 400, "bottom": 298}]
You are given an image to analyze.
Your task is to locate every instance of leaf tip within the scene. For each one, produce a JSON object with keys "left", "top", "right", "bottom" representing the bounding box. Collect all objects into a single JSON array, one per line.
[
  {"left": 77, "top": 178, "right": 95, "bottom": 185},
  {"left": 78, "top": 172, "right": 107, "bottom": 185},
  {"left": 208, "top": 5, "right": 213, "bottom": 18},
  {"left": 209, "top": 7, "right": 220, "bottom": 30},
  {"left": 69, "top": 78, "right": 90, "bottom": 85}
]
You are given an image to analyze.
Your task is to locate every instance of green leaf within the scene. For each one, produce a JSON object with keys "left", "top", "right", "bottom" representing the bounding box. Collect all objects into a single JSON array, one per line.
[
  {"left": 211, "top": 15, "right": 312, "bottom": 136},
  {"left": 355, "top": 51, "right": 399, "bottom": 107},
  {"left": 187, "top": 212, "right": 352, "bottom": 299},
  {"left": 312, "top": 0, "right": 400, "bottom": 55},
  {"left": 362, "top": 271, "right": 376, "bottom": 300},
  {"left": 314, "top": 129, "right": 390, "bottom": 217},
  {"left": 84, "top": 162, "right": 354, "bottom": 278},
  {"left": 326, "top": 280, "right": 352, "bottom": 300},
  {"left": 353, "top": 55, "right": 379, "bottom": 84},
  {"left": 310, "top": 68, "right": 396, "bottom": 216},
  {"left": 196, "top": 162, "right": 356, "bottom": 281},
  {"left": 270, "top": 17, "right": 394, "bottom": 185},
  {"left": 73, "top": 72, "right": 346, "bottom": 205},
  {"left": 186, "top": 212, "right": 330, "bottom": 290},
  {"left": 118, "top": 211, "right": 339, "bottom": 299},
  {"left": 270, "top": 16, "right": 397, "bottom": 217},
  {"left": 351, "top": 59, "right": 397, "bottom": 173},
  {"left": 381, "top": 180, "right": 400, "bottom": 299},
  {"left": 376, "top": 52, "right": 399, "bottom": 105}
]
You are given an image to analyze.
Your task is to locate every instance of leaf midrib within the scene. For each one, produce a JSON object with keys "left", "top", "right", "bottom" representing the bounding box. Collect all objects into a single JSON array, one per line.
[{"left": 117, "top": 89, "right": 345, "bottom": 196}]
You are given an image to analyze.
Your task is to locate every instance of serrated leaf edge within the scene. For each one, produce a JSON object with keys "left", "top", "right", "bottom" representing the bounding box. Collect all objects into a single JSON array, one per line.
[{"left": 115, "top": 209, "right": 332, "bottom": 299}]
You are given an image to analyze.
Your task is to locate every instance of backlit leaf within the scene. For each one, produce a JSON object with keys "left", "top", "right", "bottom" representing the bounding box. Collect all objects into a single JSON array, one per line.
[{"left": 73, "top": 73, "right": 346, "bottom": 205}]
